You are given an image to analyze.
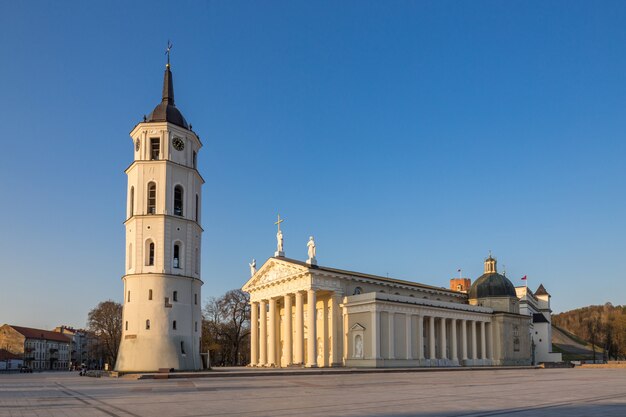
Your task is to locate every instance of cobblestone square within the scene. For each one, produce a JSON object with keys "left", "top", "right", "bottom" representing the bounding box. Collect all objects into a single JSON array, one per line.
[{"left": 1, "top": 368, "right": 625, "bottom": 416}]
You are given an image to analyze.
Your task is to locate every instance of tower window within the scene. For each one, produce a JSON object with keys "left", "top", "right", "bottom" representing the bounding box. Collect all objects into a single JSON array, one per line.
[
  {"left": 194, "top": 293, "right": 197, "bottom": 305},
  {"left": 150, "top": 138, "right": 160, "bottom": 160},
  {"left": 125, "top": 321, "right": 128, "bottom": 331},
  {"left": 127, "top": 291, "right": 131, "bottom": 302},
  {"left": 195, "top": 194, "right": 199, "bottom": 222},
  {"left": 192, "top": 151, "right": 197, "bottom": 169},
  {"left": 173, "top": 320, "right": 177, "bottom": 330},
  {"left": 173, "top": 291, "right": 178, "bottom": 302},
  {"left": 129, "top": 186, "right": 134, "bottom": 217},
  {"left": 174, "top": 185, "right": 183, "bottom": 216},
  {"left": 195, "top": 321, "right": 198, "bottom": 332},
  {"left": 146, "top": 320, "right": 150, "bottom": 330},
  {"left": 128, "top": 243, "right": 133, "bottom": 270},
  {"left": 173, "top": 244, "right": 181, "bottom": 268},
  {"left": 147, "top": 242, "right": 155, "bottom": 266},
  {"left": 148, "top": 289, "right": 153, "bottom": 300},
  {"left": 180, "top": 341, "right": 185, "bottom": 354},
  {"left": 147, "top": 182, "right": 156, "bottom": 214}
]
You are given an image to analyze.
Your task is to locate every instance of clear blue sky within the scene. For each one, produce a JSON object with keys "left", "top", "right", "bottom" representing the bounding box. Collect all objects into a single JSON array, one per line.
[{"left": 1, "top": 1, "right": 625, "bottom": 329}]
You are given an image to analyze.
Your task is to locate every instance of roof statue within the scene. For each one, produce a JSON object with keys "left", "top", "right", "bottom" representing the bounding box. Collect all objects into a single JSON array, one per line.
[
  {"left": 307, "top": 236, "right": 317, "bottom": 265},
  {"left": 274, "top": 214, "right": 285, "bottom": 257},
  {"left": 249, "top": 258, "right": 257, "bottom": 277}
]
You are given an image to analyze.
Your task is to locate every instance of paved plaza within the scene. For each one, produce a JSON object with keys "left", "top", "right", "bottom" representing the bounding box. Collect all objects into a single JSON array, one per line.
[{"left": 1, "top": 368, "right": 625, "bottom": 416}]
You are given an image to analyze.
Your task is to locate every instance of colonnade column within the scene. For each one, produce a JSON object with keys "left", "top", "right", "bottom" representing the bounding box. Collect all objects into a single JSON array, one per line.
[
  {"left": 405, "top": 314, "right": 413, "bottom": 360},
  {"left": 480, "top": 321, "right": 486, "bottom": 360},
  {"left": 488, "top": 322, "right": 493, "bottom": 360},
  {"left": 330, "top": 294, "right": 341, "bottom": 366},
  {"left": 440, "top": 318, "right": 447, "bottom": 360},
  {"left": 461, "top": 319, "right": 468, "bottom": 362},
  {"left": 371, "top": 310, "right": 380, "bottom": 359},
  {"left": 268, "top": 298, "right": 277, "bottom": 366},
  {"left": 284, "top": 295, "right": 293, "bottom": 366},
  {"left": 259, "top": 300, "right": 267, "bottom": 366},
  {"left": 451, "top": 318, "right": 458, "bottom": 362},
  {"left": 429, "top": 316, "right": 436, "bottom": 359},
  {"left": 388, "top": 312, "right": 395, "bottom": 359},
  {"left": 306, "top": 289, "right": 317, "bottom": 367},
  {"left": 417, "top": 315, "right": 424, "bottom": 360},
  {"left": 294, "top": 291, "right": 304, "bottom": 365},
  {"left": 471, "top": 320, "right": 478, "bottom": 360},
  {"left": 250, "top": 302, "right": 259, "bottom": 366}
]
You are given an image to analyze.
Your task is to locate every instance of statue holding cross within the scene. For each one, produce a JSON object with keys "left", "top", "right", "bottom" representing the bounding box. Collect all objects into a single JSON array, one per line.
[{"left": 275, "top": 214, "right": 285, "bottom": 257}]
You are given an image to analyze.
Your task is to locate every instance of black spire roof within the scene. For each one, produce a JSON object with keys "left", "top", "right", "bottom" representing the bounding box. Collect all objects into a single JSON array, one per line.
[{"left": 146, "top": 64, "right": 189, "bottom": 129}]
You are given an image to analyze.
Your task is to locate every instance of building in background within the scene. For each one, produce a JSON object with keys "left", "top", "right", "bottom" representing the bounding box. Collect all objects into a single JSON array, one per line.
[
  {"left": 0, "top": 349, "right": 23, "bottom": 371},
  {"left": 516, "top": 284, "right": 562, "bottom": 363},
  {"left": 53, "top": 326, "right": 95, "bottom": 369},
  {"left": 0, "top": 325, "right": 71, "bottom": 370}
]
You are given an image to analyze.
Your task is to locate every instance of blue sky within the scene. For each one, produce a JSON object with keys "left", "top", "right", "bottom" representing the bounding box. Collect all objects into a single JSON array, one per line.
[{"left": 1, "top": 1, "right": 625, "bottom": 329}]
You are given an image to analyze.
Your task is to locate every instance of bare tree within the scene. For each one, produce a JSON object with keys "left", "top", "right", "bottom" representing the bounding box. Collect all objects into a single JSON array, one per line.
[
  {"left": 87, "top": 300, "right": 122, "bottom": 367},
  {"left": 202, "top": 290, "right": 250, "bottom": 366}
]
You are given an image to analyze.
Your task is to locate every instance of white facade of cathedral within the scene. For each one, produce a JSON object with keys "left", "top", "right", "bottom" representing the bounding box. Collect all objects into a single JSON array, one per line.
[
  {"left": 115, "top": 62, "right": 203, "bottom": 372},
  {"left": 243, "top": 250, "right": 557, "bottom": 368}
]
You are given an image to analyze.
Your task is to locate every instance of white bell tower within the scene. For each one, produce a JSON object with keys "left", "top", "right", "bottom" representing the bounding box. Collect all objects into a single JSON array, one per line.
[{"left": 115, "top": 54, "right": 204, "bottom": 372}]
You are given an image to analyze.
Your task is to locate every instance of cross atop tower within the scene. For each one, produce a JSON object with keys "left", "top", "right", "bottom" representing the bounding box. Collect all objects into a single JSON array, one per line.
[{"left": 165, "top": 40, "right": 173, "bottom": 68}]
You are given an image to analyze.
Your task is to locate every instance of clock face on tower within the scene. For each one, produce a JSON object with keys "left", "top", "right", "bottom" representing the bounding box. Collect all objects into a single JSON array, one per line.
[
  {"left": 135, "top": 139, "right": 140, "bottom": 151},
  {"left": 172, "top": 137, "right": 185, "bottom": 151}
]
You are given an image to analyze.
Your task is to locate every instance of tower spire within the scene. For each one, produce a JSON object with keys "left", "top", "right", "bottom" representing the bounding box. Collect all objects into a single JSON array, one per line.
[{"left": 162, "top": 41, "right": 174, "bottom": 104}]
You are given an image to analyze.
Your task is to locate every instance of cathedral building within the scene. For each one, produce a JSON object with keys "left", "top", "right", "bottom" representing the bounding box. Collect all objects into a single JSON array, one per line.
[
  {"left": 115, "top": 56, "right": 204, "bottom": 372},
  {"left": 243, "top": 246, "right": 557, "bottom": 368}
]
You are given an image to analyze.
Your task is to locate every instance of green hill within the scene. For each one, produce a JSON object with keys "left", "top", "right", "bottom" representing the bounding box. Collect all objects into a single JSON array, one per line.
[{"left": 552, "top": 303, "right": 626, "bottom": 360}]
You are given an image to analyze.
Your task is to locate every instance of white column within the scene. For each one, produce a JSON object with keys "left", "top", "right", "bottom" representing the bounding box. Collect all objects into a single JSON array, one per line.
[
  {"left": 318, "top": 298, "right": 327, "bottom": 366},
  {"left": 259, "top": 300, "right": 267, "bottom": 366},
  {"left": 371, "top": 310, "right": 380, "bottom": 359},
  {"left": 440, "top": 318, "right": 447, "bottom": 360},
  {"left": 488, "top": 322, "right": 493, "bottom": 360},
  {"left": 306, "top": 289, "right": 317, "bottom": 367},
  {"left": 295, "top": 291, "right": 304, "bottom": 365},
  {"left": 429, "top": 316, "right": 436, "bottom": 359},
  {"left": 388, "top": 312, "right": 395, "bottom": 359},
  {"left": 250, "top": 302, "right": 259, "bottom": 366},
  {"left": 284, "top": 294, "right": 293, "bottom": 366},
  {"left": 342, "top": 310, "right": 348, "bottom": 362},
  {"left": 480, "top": 321, "right": 486, "bottom": 360},
  {"left": 461, "top": 319, "right": 468, "bottom": 361},
  {"left": 405, "top": 314, "right": 413, "bottom": 360},
  {"left": 417, "top": 315, "right": 424, "bottom": 360},
  {"left": 268, "top": 298, "right": 277, "bottom": 366},
  {"left": 451, "top": 318, "right": 458, "bottom": 362},
  {"left": 471, "top": 320, "right": 478, "bottom": 360},
  {"left": 330, "top": 294, "right": 341, "bottom": 366}
]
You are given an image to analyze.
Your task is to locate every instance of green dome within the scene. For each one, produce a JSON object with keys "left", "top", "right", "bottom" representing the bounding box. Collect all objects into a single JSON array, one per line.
[{"left": 468, "top": 272, "right": 517, "bottom": 299}]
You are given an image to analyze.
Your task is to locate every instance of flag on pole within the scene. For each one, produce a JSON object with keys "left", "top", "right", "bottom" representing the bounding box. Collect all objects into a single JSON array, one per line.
[{"left": 521, "top": 275, "right": 527, "bottom": 281}]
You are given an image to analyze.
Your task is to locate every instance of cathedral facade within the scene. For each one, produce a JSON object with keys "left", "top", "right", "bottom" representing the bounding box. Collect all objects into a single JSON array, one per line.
[
  {"left": 115, "top": 59, "right": 204, "bottom": 372},
  {"left": 243, "top": 253, "right": 557, "bottom": 368}
]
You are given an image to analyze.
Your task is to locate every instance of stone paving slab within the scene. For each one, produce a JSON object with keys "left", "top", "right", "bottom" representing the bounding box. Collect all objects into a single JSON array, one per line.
[{"left": 0, "top": 368, "right": 625, "bottom": 416}]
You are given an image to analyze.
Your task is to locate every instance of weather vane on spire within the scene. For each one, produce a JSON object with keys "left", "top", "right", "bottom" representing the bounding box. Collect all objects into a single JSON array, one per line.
[{"left": 165, "top": 40, "right": 173, "bottom": 68}]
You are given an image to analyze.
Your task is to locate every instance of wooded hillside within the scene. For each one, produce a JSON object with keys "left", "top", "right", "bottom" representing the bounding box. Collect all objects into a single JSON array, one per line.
[{"left": 552, "top": 303, "right": 626, "bottom": 360}]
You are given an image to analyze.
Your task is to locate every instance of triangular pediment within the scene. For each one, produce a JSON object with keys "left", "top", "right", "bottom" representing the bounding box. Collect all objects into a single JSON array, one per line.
[
  {"left": 242, "top": 258, "right": 309, "bottom": 291},
  {"left": 350, "top": 323, "right": 365, "bottom": 331}
]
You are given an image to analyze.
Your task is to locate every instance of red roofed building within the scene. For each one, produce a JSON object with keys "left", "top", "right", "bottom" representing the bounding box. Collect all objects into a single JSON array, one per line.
[{"left": 0, "top": 324, "right": 71, "bottom": 370}]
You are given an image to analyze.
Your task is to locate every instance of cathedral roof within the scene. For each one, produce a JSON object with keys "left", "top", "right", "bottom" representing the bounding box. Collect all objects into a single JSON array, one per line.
[
  {"left": 146, "top": 64, "right": 190, "bottom": 129},
  {"left": 468, "top": 272, "right": 518, "bottom": 299}
]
